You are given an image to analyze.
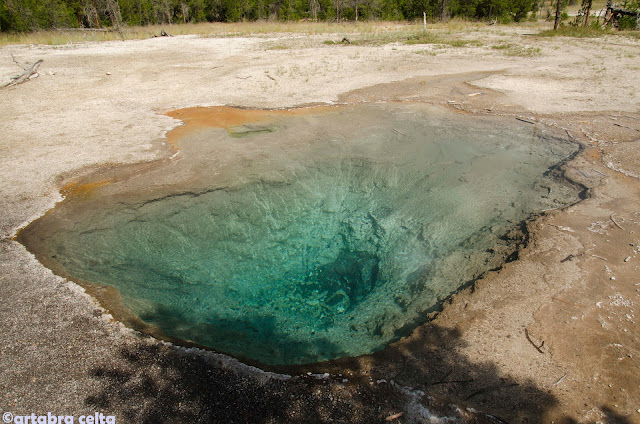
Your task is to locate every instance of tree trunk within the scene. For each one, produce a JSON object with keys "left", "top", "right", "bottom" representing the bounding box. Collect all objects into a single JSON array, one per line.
[
  {"left": 554, "top": 0, "right": 562, "bottom": 30},
  {"left": 106, "top": 0, "right": 123, "bottom": 31},
  {"left": 309, "top": 0, "right": 318, "bottom": 21},
  {"left": 583, "top": 0, "right": 592, "bottom": 26}
]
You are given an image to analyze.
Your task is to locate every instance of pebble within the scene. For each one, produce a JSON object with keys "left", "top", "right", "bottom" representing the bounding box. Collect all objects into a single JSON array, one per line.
[
  {"left": 610, "top": 276, "right": 616, "bottom": 280},
  {"left": 624, "top": 256, "right": 631, "bottom": 262}
]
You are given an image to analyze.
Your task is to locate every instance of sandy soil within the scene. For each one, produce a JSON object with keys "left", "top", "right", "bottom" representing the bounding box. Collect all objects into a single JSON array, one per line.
[{"left": 1, "top": 24, "right": 639, "bottom": 423}]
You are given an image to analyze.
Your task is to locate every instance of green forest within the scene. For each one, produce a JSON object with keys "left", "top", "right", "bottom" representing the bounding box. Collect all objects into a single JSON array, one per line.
[
  {"left": 1, "top": 0, "right": 638, "bottom": 33},
  {"left": 0, "top": 0, "right": 541, "bottom": 32}
]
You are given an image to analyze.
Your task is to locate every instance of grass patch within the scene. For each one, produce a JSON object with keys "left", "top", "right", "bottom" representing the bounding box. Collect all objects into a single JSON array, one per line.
[
  {"left": 491, "top": 43, "right": 513, "bottom": 49},
  {"left": 619, "top": 30, "right": 640, "bottom": 40},
  {"left": 491, "top": 43, "right": 541, "bottom": 56},
  {"left": 537, "top": 25, "right": 614, "bottom": 38},
  {"left": 265, "top": 43, "right": 293, "bottom": 50},
  {"left": 415, "top": 49, "right": 438, "bottom": 56},
  {"left": 405, "top": 31, "right": 483, "bottom": 47}
]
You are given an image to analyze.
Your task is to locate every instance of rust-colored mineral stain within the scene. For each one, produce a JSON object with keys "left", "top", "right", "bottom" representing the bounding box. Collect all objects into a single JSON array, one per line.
[
  {"left": 584, "top": 145, "right": 602, "bottom": 161},
  {"left": 165, "top": 105, "right": 338, "bottom": 147},
  {"left": 60, "top": 179, "right": 113, "bottom": 198}
]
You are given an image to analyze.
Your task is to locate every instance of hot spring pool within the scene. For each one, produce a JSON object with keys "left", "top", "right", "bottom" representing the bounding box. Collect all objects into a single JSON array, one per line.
[{"left": 19, "top": 103, "right": 582, "bottom": 365}]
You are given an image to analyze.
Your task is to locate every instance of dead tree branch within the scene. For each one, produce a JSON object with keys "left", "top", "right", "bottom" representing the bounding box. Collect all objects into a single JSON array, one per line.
[
  {"left": 3, "top": 58, "right": 43, "bottom": 88},
  {"left": 524, "top": 328, "right": 545, "bottom": 353},
  {"left": 466, "top": 383, "right": 519, "bottom": 400},
  {"left": 11, "top": 53, "right": 29, "bottom": 71},
  {"left": 610, "top": 213, "right": 624, "bottom": 230}
]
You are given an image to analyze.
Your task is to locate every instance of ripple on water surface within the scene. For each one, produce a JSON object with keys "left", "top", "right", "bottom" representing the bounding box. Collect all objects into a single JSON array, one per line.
[{"left": 19, "top": 103, "right": 582, "bottom": 365}]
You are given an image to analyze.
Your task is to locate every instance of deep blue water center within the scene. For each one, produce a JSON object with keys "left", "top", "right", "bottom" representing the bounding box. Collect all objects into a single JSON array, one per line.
[{"left": 21, "top": 103, "right": 581, "bottom": 365}]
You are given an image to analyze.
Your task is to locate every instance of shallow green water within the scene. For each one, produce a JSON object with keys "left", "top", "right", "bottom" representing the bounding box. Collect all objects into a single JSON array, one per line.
[{"left": 23, "top": 104, "right": 581, "bottom": 365}]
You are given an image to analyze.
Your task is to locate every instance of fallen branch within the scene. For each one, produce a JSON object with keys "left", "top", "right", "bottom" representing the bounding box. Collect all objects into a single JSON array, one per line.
[
  {"left": 3, "top": 58, "right": 43, "bottom": 88},
  {"left": 610, "top": 213, "right": 624, "bottom": 230},
  {"left": 580, "top": 128, "right": 605, "bottom": 144},
  {"left": 11, "top": 53, "right": 28, "bottom": 71},
  {"left": 551, "top": 296, "right": 582, "bottom": 307},
  {"left": 516, "top": 117, "right": 536, "bottom": 125},
  {"left": 552, "top": 373, "right": 568, "bottom": 386},
  {"left": 613, "top": 123, "right": 640, "bottom": 132},
  {"left": 560, "top": 254, "right": 575, "bottom": 263},
  {"left": 466, "top": 383, "right": 519, "bottom": 400},
  {"left": 431, "top": 378, "right": 475, "bottom": 385},
  {"left": 524, "top": 328, "right": 545, "bottom": 354},
  {"left": 385, "top": 412, "right": 404, "bottom": 421},
  {"left": 565, "top": 129, "right": 575, "bottom": 140},
  {"left": 430, "top": 369, "right": 475, "bottom": 385}
]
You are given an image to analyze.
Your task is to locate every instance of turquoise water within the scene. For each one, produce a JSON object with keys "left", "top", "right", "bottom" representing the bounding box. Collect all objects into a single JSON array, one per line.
[{"left": 22, "top": 104, "right": 581, "bottom": 365}]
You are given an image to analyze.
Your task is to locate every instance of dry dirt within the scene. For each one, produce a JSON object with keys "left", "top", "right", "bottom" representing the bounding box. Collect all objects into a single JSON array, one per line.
[{"left": 1, "top": 24, "right": 639, "bottom": 423}]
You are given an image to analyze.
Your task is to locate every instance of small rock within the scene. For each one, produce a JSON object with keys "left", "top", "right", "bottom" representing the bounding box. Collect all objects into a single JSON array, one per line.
[
  {"left": 611, "top": 276, "right": 616, "bottom": 280},
  {"left": 624, "top": 256, "right": 631, "bottom": 262},
  {"left": 106, "top": 72, "right": 112, "bottom": 75}
]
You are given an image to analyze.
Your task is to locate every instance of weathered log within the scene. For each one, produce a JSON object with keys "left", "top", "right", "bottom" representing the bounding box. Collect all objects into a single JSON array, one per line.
[
  {"left": 602, "top": 5, "right": 639, "bottom": 28},
  {"left": 608, "top": 6, "right": 639, "bottom": 16},
  {"left": 3, "top": 59, "right": 43, "bottom": 88}
]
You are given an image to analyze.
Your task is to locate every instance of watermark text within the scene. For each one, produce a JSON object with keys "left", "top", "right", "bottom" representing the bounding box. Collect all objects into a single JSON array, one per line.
[{"left": 2, "top": 412, "right": 115, "bottom": 424}]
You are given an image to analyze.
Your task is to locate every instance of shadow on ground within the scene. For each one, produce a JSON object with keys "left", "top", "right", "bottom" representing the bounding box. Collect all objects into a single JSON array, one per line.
[
  {"left": 86, "top": 319, "right": 572, "bottom": 423},
  {"left": 86, "top": 342, "right": 406, "bottom": 424},
  {"left": 283, "top": 323, "right": 558, "bottom": 423}
]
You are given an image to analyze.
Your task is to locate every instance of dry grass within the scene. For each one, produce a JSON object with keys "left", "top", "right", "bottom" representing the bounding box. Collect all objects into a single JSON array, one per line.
[
  {"left": 537, "top": 25, "right": 615, "bottom": 38},
  {"left": 0, "top": 19, "right": 515, "bottom": 48},
  {"left": 0, "top": 21, "right": 421, "bottom": 47},
  {"left": 6, "top": 19, "right": 630, "bottom": 50},
  {"left": 491, "top": 42, "right": 541, "bottom": 56}
]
